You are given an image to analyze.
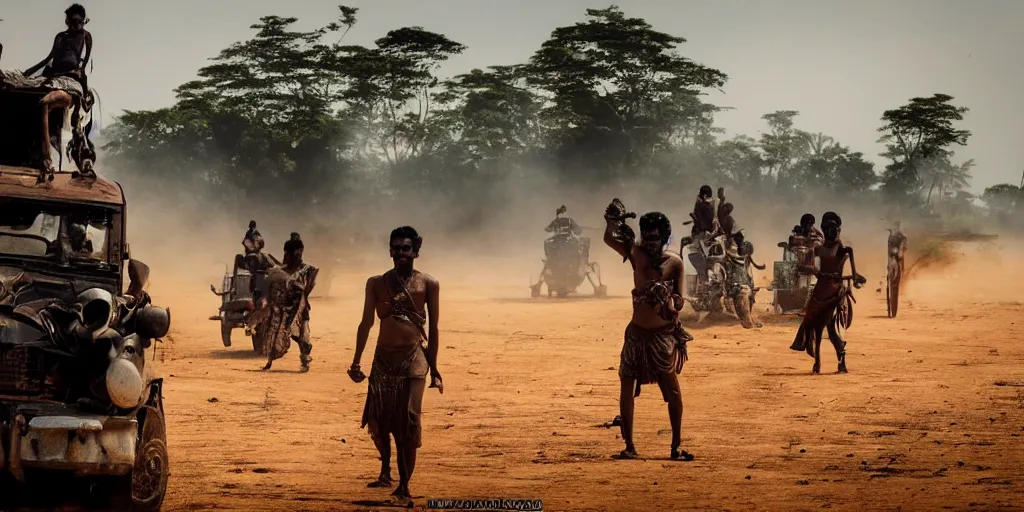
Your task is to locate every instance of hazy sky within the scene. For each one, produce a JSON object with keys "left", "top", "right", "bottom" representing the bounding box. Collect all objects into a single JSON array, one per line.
[{"left": 3, "top": 0, "right": 1021, "bottom": 190}]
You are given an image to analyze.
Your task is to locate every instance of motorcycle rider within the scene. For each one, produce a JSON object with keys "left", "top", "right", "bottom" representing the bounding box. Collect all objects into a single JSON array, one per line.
[
  {"left": 691, "top": 185, "right": 717, "bottom": 239},
  {"left": 887, "top": 220, "right": 908, "bottom": 277},
  {"left": 685, "top": 186, "right": 717, "bottom": 282},
  {"left": 546, "top": 205, "right": 582, "bottom": 240}
]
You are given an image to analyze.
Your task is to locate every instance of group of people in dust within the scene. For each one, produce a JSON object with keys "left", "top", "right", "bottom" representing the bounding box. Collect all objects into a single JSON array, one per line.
[
  {"left": 599, "top": 192, "right": 875, "bottom": 462},
  {"left": 232, "top": 187, "right": 913, "bottom": 502},
  {"left": 526, "top": 187, "right": 907, "bottom": 468}
]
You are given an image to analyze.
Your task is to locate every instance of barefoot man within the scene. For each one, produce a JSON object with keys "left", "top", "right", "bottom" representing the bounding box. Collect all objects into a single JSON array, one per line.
[
  {"left": 261, "top": 238, "right": 317, "bottom": 372},
  {"left": 789, "top": 214, "right": 866, "bottom": 373},
  {"left": 603, "top": 199, "right": 694, "bottom": 461},
  {"left": 349, "top": 226, "right": 443, "bottom": 502}
]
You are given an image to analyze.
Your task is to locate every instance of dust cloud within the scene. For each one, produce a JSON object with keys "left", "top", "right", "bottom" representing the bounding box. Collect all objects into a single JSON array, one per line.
[
  {"left": 108, "top": 160, "right": 1022, "bottom": 308},
  {"left": 94, "top": 153, "right": 1024, "bottom": 512}
]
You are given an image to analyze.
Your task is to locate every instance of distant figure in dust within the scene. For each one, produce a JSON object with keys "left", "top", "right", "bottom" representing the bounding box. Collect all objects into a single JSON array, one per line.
[
  {"left": 261, "top": 238, "right": 317, "bottom": 372},
  {"left": 545, "top": 205, "right": 583, "bottom": 239},
  {"left": 349, "top": 226, "right": 443, "bottom": 503},
  {"left": 789, "top": 215, "right": 866, "bottom": 374},
  {"left": 798, "top": 213, "right": 824, "bottom": 245},
  {"left": 242, "top": 220, "right": 264, "bottom": 255},
  {"left": 603, "top": 199, "right": 695, "bottom": 461},
  {"left": 691, "top": 185, "right": 716, "bottom": 239},
  {"left": 794, "top": 213, "right": 823, "bottom": 313},
  {"left": 887, "top": 220, "right": 908, "bottom": 278},
  {"left": 24, "top": 4, "right": 93, "bottom": 96}
]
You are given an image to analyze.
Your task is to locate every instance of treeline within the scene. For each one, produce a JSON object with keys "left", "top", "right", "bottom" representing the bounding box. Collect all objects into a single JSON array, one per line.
[{"left": 100, "top": 5, "right": 1021, "bottom": 231}]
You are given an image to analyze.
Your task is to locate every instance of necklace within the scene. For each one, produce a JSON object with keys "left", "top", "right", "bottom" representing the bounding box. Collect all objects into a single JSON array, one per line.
[{"left": 392, "top": 269, "right": 414, "bottom": 290}]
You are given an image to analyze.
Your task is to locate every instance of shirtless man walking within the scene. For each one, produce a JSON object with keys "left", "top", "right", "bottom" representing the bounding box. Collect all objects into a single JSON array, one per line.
[
  {"left": 349, "top": 226, "right": 443, "bottom": 503},
  {"left": 789, "top": 214, "right": 866, "bottom": 373},
  {"left": 604, "top": 199, "right": 694, "bottom": 461}
]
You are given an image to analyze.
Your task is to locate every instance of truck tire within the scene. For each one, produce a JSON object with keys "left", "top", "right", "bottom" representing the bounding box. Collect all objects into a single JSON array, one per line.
[{"left": 108, "top": 404, "right": 169, "bottom": 511}]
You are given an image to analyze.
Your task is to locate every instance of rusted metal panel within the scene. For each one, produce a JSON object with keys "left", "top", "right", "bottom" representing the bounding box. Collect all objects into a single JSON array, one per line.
[
  {"left": 773, "top": 260, "right": 797, "bottom": 290},
  {"left": 0, "top": 168, "right": 123, "bottom": 206}
]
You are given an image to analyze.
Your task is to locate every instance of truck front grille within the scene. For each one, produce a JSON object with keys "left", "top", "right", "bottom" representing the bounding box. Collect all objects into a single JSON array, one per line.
[{"left": 0, "top": 346, "right": 45, "bottom": 394}]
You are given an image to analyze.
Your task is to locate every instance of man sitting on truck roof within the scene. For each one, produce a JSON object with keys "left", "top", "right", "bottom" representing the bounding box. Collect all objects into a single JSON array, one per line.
[{"left": 23, "top": 4, "right": 93, "bottom": 97}]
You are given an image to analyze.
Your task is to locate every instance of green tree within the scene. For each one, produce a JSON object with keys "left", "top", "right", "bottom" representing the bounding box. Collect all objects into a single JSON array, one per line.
[
  {"left": 526, "top": 5, "right": 727, "bottom": 183},
  {"left": 877, "top": 94, "right": 971, "bottom": 200},
  {"left": 832, "top": 149, "right": 878, "bottom": 193},
  {"left": 106, "top": 11, "right": 354, "bottom": 208},
  {"left": 758, "top": 110, "right": 806, "bottom": 188},
  {"left": 981, "top": 183, "right": 1021, "bottom": 222},
  {"left": 712, "top": 135, "right": 766, "bottom": 189},
  {"left": 333, "top": 26, "right": 466, "bottom": 170}
]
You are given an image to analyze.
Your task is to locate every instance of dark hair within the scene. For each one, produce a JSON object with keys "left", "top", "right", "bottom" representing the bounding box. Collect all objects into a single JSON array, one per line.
[
  {"left": 248, "top": 220, "right": 257, "bottom": 229},
  {"left": 390, "top": 226, "right": 423, "bottom": 253},
  {"left": 822, "top": 211, "right": 841, "bottom": 227},
  {"left": 822, "top": 219, "right": 839, "bottom": 241},
  {"left": 800, "top": 213, "right": 815, "bottom": 227},
  {"left": 722, "top": 202, "right": 734, "bottom": 214},
  {"left": 65, "top": 4, "right": 86, "bottom": 17},
  {"left": 639, "top": 212, "right": 671, "bottom": 244},
  {"left": 290, "top": 232, "right": 301, "bottom": 241},
  {"left": 284, "top": 239, "right": 304, "bottom": 253},
  {"left": 699, "top": 185, "right": 713, "bottom": 197}
]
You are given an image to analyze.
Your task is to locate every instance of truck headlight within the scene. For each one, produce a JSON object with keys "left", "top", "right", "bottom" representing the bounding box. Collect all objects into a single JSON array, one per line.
[{"left": 106, "top": 358, "right": 143, "bottom": 409}]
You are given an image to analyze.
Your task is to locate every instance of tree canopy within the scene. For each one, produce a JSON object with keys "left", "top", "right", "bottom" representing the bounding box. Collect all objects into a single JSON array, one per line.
[{"left": 103, "top": 5, "right": 1016, "bottom": 231}]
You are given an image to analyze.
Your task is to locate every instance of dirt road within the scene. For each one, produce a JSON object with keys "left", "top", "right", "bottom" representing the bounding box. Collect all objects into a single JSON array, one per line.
[{"left": 151, "top": 243, "right": 1024, "bottom": 512}]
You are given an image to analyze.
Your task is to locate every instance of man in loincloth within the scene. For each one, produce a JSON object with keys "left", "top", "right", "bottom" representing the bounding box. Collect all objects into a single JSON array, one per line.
[
  {"left": 348, "top": 226, "right": 443, "bottom": 502},
  {"left": 729, "top": 231, "right": 765, "bottom": 289},
  {"left": 261, "top": 238, "right": 317, "bottom": 372},
  {"left": 603, "top": 201, "right": 694, "bottom": 461},
  {"left": 24, "top": 4, "right": 93, "bottom": 95},
  {"left": 789, "top": 215, "right": 866, "bottom": 374}
]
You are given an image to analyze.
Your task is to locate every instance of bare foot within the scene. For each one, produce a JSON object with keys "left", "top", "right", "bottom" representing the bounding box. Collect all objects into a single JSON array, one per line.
[
  {"left": 391, "top": 485, "right": 412, "bottom": 499},
  {"left": 670, "top": 448, "right": 695, "bottom": 461},
  {"left": 367, "top": 474, "right": 393, "bottom": 488},
  {"left": 612, "top": 448, "right": 639, "bottom": 460}
]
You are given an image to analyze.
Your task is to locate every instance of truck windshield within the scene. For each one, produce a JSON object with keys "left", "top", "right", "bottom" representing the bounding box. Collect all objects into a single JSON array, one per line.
[{"left": 0, "top": 200, "right": 111, "bottom": 265}]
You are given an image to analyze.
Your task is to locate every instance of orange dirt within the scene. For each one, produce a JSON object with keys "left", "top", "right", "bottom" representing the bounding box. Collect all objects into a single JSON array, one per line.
[{"left": 150, "top": 241, "right": 1024, "bottom": 512}]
